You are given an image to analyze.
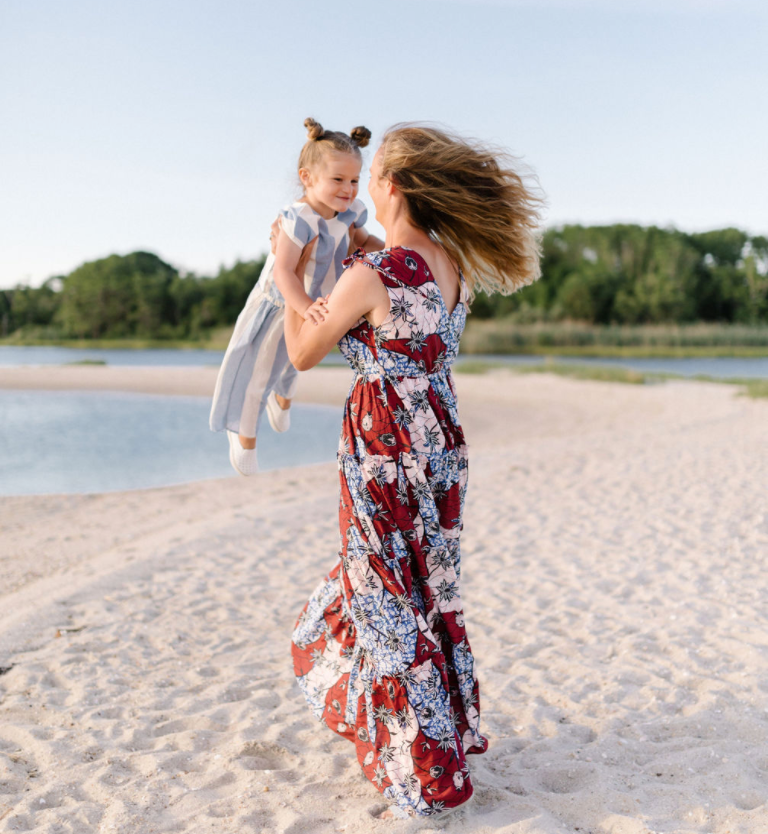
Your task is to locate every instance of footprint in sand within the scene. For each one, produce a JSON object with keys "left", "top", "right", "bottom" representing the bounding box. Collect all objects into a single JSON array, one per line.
[
  {"left": 537, "top": 765, "right": 596, "bottom": 794},
  {"left": 732, "top": 791, "right": 765, "bottom": 811},
  {"left": 367, "top": 802, "right": 392, "bottom": 820},
  {"left": 237, "top": 741, "right": 296, "bottom": 771},
  {"left": 222, "top": 687, "right": 251, "bottom": 702},
  {"left": 251, "top": 690, "right": 280, "bottom": 710},
  {"left": 153, "top": 717, "right": 228, "bottom": 737},
  {"left": 563, "top": 724, "right": 597, "bottom": 744},
  {"left": 0, "top": 775, "right": 26, "bottom": 802},
  {"left": 89, "top": 705, "right": 123, "bottom": 720},
  {"left": 199, "top": 771, "right": 237, "bottom": 791}
]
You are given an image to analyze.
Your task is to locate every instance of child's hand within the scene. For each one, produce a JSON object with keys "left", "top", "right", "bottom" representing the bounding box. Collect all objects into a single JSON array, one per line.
[
  {"left": 347, "top": 224, "right": 369, "bottom": 255},
  {"left": 303, "top": 296, "right": 329, "bottom": 326}
]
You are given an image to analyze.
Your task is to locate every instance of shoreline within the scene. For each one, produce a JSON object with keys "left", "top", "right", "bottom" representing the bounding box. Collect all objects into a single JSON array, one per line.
[
  {"left": 0, "top": 365, "right": 352, "bottom": 403},
  {"left": 1, "top": 363, "right": 766, "bottom": 411},
  {"left": 4, "top": 329, "right": 768, "bottom": 359}
]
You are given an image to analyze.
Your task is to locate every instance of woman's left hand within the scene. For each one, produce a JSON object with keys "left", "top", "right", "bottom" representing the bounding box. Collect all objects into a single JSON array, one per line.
[{"left": 303, "top": 295, "right": 330, "bottom": 325}]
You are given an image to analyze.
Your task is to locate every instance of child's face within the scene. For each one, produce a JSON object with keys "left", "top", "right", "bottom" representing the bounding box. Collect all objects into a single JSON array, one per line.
[{"left": 302, "top": 151, "right": 361, "bottom": 216}]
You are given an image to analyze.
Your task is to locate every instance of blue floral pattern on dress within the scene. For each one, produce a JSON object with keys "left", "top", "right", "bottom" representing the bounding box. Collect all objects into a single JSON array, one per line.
[{"left": 291, "top": 247, "right": 487, "bottom": 818}]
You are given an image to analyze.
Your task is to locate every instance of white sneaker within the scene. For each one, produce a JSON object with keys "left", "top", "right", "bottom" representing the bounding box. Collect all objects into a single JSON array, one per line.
[
  {"left": 266, "top": 392, "right": 291, "bottom": 433},
  {"left": 228, "top": 431, "right": 259, "bottom": 476}
]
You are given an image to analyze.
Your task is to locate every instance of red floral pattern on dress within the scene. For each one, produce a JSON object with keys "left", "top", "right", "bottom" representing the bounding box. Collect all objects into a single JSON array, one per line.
[{"left": 291, "top": 248, "right": 487, "bottom": 818}]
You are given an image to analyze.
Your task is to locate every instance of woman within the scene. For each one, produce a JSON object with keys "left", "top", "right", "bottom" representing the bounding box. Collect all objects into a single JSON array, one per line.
[{"left": 281, "top": 124, "right": 542, "bottom": 818}]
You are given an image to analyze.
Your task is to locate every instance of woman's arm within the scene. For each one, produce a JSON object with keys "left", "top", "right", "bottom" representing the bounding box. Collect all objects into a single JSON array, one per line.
[{"left": 284, "top": 261, "right": 389, "bottom": 371}]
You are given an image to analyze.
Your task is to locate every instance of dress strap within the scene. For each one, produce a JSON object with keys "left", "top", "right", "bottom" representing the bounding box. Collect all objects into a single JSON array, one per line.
[{"left": 342, "top": 248, "right": 409, "bottom": 289}]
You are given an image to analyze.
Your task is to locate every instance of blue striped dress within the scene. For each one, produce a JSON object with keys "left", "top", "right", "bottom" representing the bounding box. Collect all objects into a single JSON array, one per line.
[{"left": 209, "top": 198, "right": 368, "bottom": 438}]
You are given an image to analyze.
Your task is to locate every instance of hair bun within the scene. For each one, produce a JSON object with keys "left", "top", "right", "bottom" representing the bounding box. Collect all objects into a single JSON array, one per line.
[
  {"left": 304, "top": 117, "right": 324, "bottom": 141},
  {"left": 350, "top": 126, "right": 371, "bottom": 148}
]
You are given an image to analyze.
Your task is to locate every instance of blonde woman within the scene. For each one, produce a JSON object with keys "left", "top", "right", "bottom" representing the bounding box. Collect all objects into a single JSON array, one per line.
[{"left": 279, "top": 124, "right": 542, "bottom": 819}]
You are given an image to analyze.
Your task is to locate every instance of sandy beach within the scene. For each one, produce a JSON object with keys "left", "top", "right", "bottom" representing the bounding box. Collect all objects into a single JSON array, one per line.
[{"left": 1, "top": 365, "right": 767, "bottom": 834}]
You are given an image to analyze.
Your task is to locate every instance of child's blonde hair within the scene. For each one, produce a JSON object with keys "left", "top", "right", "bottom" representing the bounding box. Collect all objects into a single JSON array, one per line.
[
  {"left": 378, "top": 123, "right": 544, "bottom": 298},
  {"left": 298, "top": 118, "right": 371, "bottom": 178}
]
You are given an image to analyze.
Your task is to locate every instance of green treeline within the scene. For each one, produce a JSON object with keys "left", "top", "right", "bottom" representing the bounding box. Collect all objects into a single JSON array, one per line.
[
  {"left": 0, "top": 251, "right": 266, "bottom": 342},
  {"left": 471, "top": 225, "right": 768, "bottom": 324},
  {"left": 1, "top": 225, "right": 766, "bottom": 344}
]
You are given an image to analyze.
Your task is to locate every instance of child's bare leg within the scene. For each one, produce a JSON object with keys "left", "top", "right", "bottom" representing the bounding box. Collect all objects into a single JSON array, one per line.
[
  {"left": 238, "top": 434, "right": 256, "bottom": 450},
  {"left": 274, "top": 394, "right": 291, "bottom": 410}
]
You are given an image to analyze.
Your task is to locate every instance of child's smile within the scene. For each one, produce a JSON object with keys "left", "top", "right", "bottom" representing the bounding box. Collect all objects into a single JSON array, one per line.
[{"left": 302, "top": 150, "right": 361, "bottom": 219}]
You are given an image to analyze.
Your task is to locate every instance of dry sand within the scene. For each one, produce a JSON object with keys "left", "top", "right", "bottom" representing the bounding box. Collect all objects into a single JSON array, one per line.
[{"left": 1, "top": 366, "right": 767, "bottom": 834}]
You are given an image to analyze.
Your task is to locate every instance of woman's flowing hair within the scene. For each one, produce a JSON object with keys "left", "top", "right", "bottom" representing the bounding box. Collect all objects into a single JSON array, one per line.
[{"left": 379, "top": 124, "right": 545, "bottom": 298}]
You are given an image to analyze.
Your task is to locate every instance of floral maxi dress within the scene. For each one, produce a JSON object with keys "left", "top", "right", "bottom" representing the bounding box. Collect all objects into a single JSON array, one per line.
[{"left": 291, "top": 247, "right": 488, "bottom": 817}]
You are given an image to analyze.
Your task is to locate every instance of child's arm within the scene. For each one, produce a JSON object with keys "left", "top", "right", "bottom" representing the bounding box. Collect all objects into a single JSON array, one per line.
[
  {"left": 350, "top": 225, "right": 385, "bottom": 252},
  {"left": 273, "top": 229, "right": 315, "bottom": 317}
]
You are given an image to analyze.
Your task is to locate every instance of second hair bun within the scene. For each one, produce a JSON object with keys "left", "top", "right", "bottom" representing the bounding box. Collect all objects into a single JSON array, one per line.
[{"left": 350, "top": 126, "right": 371, "bottom": 148}]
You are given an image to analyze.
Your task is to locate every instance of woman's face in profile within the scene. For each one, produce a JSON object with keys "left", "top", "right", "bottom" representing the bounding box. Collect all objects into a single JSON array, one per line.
[{"left": 367, "top": 146, "right": 387, "bottom": 222}]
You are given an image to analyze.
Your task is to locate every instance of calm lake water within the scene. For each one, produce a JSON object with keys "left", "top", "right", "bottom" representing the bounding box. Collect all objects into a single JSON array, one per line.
[
  {"left": 1, "top": 345, "right": 767, "bottom": 378},
  {"left": 0, "top": 392, "right": 341, "bottom": 496},
  {"left": 0, "top": 345, "right": 228, "bottom": 367},
  {"left": 1, "top": 346, "right": 766, "bottom": 496}
]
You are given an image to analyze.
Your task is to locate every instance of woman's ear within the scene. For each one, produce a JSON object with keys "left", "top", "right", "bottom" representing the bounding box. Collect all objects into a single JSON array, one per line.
[
  {"left": 299, "top": 167, "right": 312, "bottom": 188},
  {"left": 384, "top": 173, "right": 400, "bottom": 196}
]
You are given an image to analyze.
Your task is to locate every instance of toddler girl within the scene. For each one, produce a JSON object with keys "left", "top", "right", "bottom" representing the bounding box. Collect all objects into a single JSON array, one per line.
[{"left": 209, "top": 118, "right": 381, "bottom": 474}]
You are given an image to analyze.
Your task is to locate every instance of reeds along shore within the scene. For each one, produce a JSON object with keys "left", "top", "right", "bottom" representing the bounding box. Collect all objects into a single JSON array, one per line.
[
  {"left": 4, "top": 321, "right": 768, "bottom": 358},
  {"left": 460, "top": 320, "right": 768, "bottom": 357}
]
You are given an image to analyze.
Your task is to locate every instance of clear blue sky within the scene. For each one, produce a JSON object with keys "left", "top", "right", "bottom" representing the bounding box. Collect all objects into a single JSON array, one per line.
[{"left": 1, "top": 0, "right": 766, "bottom": 287}]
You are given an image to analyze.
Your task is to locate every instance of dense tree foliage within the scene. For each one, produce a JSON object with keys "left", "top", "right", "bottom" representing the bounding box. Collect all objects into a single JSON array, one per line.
[
  {"left": 471, "top": 225, "right": 768, "bottom": 325},
  {"left": 1, "top": 225, "right": 765, "bottom": 342},
  {"left": 1, "top": 251, "right": 266, "bottom": 340}
]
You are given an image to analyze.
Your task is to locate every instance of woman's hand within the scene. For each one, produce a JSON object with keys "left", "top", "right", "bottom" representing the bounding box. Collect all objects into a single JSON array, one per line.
[{"left": 303, "top": 295, "right": 329, "bottom": 326}]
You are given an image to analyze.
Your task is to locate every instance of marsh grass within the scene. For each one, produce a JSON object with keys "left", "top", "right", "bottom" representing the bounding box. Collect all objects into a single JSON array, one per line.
[
  {"left": 455, "top": 360, "right": 648, "bottom": 384},
  {"left": 512, "top": 362, "right": 648, "bottom": 384},
  {"left": 461, "top": 320, "right": 768, "bottom": 357},
  {"left": 0, "top": 323, "right": 238, "bottom": 351},
  {"left": 741, "top": 380, "right": 768, "bottom": 398},
  {"left": 0, "top": 335, "right": 218, "bottom": 350},
  {"left": 6, "top": 322, "right": 768, "bottom": 357}
]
